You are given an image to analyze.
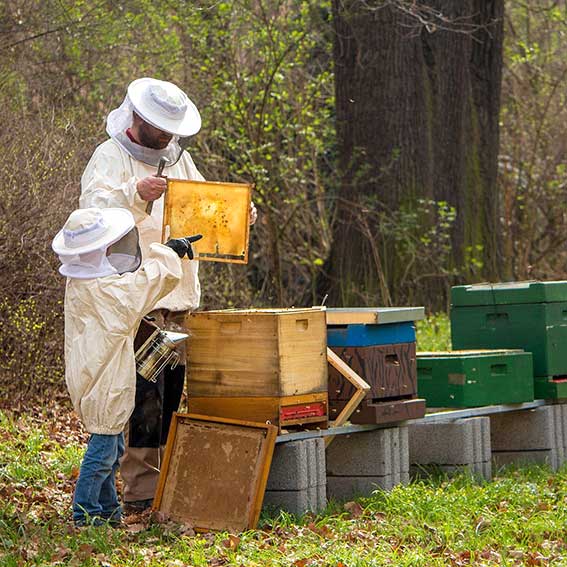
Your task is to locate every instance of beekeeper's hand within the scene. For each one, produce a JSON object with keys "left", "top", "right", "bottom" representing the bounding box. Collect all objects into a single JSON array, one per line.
[
  {"left": 165, "top": 234, "right": 203, "bottom": 259},
  {"left": 137, "top": 175, "right": 167, "bottom": 201}
]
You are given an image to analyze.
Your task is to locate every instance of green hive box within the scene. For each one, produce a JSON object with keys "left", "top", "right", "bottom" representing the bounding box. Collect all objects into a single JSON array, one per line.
[
  {"left": 451, "top": 281, "right": 567, "bottom": 398},
  {"left": 417, "top": 350, "right": 534, "bottom": 408}
]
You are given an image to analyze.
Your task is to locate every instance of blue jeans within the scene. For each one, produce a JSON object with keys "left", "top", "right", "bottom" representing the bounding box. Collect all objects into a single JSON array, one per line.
[{"left": 73, "top": 433, "right": 125, "bottom": 526}]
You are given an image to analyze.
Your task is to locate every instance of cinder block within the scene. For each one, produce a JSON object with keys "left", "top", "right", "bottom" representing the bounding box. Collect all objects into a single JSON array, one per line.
[
  {"left": 490, "top": 406, "right": 556, "bottom": 451},
  {"left": 411, "top": 460, "right": 491, "bottom": 480},
  {"left": 560, "top": 403, "right": 567, "bottom": 460},
  {"left": 490, "top": 405, "right": 567, "bottom": 471},
  {"left": 325, "top": 426, "right": 409, "bottom": 501},
  {"left": 327, "top": 476, "right": 396, "bottom": 500},
  {"left": 326, "top": 427, "right": 407, "bottom": 477},
  {"left": 409, "top": 418, "right": 485, "bottom": 465},
  {"left": 492, "top": 450, "right": 559, "bottom": 470},
  {"left": 267, "top": 438, "right": 325, "bottom": 491},
  {"left": 263, "top": 484, "right": 326, "bottom": 516},
  {"left": 408, "top": 417, "right": 491, "bottom": 480}
]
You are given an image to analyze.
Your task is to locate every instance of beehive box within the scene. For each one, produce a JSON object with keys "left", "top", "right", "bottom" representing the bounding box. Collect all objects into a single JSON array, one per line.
[
  {"left": 184, "top": 308, "right": 328, "bottom": 430},
  {"left": 451, "top": 281, "right": 567, "bottom": 398},
  {"left": 417, "top": 349, "right": 534, "bottom": 408},
  {"left": 327, "top": 308, "right": 426, "bottom": 425}
]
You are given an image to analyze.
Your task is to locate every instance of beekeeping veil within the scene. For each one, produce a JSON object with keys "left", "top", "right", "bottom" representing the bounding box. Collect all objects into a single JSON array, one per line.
[
  {"left": 106, "top": 77, "right": 201, "bottom": 167},
  {"left": 52, "top": 208, "right": 142, "bottom": 279}
]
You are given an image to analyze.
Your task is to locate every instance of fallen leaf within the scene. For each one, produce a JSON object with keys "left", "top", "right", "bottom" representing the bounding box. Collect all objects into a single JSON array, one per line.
[
  {"left": 126, "top": 523, "right": 146, "bottom": 533},
  {"left": 474, "top": 517, "right": 491, "bottom": 535},
  {"left": 150, "top": 510, "right": 170, "bottom": 524},
  {"left": 222, "top": 534, "right": 241, "bottom": 550},
  {"left": 343, "top": 501, "right": 364, "bottom": 518},
  {"left": 76, "top": 543, "right": 94, "bottom": 559}
]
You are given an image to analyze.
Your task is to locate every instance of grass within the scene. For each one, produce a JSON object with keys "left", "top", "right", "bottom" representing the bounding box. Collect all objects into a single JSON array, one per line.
[
  {"left": 415, "top": 312, "right": 452, "bottom": 352},
  {"left": 2, "top": 408, "right": 567, "bottom": 566}
]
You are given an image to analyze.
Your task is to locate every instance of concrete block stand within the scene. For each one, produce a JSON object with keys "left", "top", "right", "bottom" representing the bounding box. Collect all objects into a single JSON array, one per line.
[
  {"left": 263, "top": 438, "right": 327, "bottom": 515},
  {"left": 408, "top": 417, "right": 492, "bottom": 480},
  {"left": 326, "top": 426, "right": 409, "bottom": 501},
  {"left": 490, "top": 404, "right": 567, "bottom": 471}
]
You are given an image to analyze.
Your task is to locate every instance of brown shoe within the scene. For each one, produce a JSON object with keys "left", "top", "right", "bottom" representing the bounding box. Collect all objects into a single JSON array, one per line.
[{"left": 123, "top": 499, "right": 153, "bottom": 515}]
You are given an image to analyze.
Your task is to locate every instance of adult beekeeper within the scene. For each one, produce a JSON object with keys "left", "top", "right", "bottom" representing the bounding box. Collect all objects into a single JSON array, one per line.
[
  {"left": 52, "top": 207, "right": 202, "bottom": 526},
  {"left": 80, "top": 77, "right": 257, "bottom": 514}
]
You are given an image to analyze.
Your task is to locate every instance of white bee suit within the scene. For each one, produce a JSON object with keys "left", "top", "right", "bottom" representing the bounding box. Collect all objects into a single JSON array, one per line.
[
  {"left": 80, "top": 138, "right": 204, "bottom": 312},
  {"left": 64, "top": 243, "right": 182, "bottom": 434}
]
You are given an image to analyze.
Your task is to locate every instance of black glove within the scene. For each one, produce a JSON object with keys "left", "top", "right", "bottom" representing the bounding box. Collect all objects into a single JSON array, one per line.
[{"left": 165, "top": 234, "right": 203, "bottom": 259}]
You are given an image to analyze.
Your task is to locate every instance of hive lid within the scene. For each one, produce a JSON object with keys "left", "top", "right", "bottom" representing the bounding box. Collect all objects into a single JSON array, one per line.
[
  {"left": 188, "top": 306, "right": 326, "bottom": 317},
  {"left": 451, "top": 281, "right": 567, "bottom": 306},
  {"left": 326, "top": 307, "right": 425, "bottom": 325},
  {"left": 417, "top": 349, "right": 527, "bottom": 359}
]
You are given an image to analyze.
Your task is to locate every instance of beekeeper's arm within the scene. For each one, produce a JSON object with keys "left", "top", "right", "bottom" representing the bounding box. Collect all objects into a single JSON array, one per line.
[
  {"left": 117, "top": 243, "right": 183, "bottom": 319},
  {"left": 80, "top": 143, "right": 162, "bottom": 224}
]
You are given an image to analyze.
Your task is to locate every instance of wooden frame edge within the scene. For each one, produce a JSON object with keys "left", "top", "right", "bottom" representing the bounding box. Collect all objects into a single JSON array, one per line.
[{"left": 325, "top": 347, "right": 371, "bottom": 447}]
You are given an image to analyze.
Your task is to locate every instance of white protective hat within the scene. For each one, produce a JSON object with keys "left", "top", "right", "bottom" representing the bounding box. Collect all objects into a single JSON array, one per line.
[
  {"left": 106, "top": 78, "right": 201, "bottom": 167},
  {"left": 52, "top": 208, "right": 137, "bottom": 278},
  {"left": 128, "top": 77, "right": 201, "bottom": 136}
]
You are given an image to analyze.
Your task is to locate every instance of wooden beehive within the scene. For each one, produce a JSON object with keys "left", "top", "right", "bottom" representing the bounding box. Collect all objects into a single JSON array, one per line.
[
  {"left": 327, "top": 307, "right": 426, "bottom": 425},
  {"left": 417, "top": 349, "right": 534, "bottom": 408},
  {"left": 184, "top": 308, "right": 328, "bottom": 430}
]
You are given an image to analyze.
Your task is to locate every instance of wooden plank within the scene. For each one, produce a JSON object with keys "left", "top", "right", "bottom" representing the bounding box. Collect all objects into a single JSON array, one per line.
[
  {"left": 152, "top": 411, "right": 179, "bottom": 513},
  {"left": 186, "top": 312, "right": 280, "bottom": 397},
  {"left": 194, "top": 307, "right": 326, "bottom": 316},
  {"left": 188, "top": 397, "right": 280, "bottom": 424},
  {"left": 278, "top": 310, "right": 328, "bottom": 396},
  {"left": 155, "top": 413, "right": 277, "bottom": 532},
  {"left": 417, "top": 349, "right": 525, "bottom": 358},
  {"left": 329, "top": 398, "right": 426, "bottom": 425},
  {"left": 326, "top": 307, "right": 425, "bottom": 325},
  {"left": 188, "top": 392, "right": 328, "bottom": 431},
  {"left": 185, "top": 309, "right": 328, "bottom": 397},
  {"left": 325, "top": 348, "right": 370, "bottom": 446},
  {"left": 249, "top": 424, "right": 277, "bottom": 527}
]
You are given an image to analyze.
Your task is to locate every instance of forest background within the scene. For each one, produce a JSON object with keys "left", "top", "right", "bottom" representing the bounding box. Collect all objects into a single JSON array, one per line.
[{"left": 0, "top": 0, "right": 566, "bottom": 398}]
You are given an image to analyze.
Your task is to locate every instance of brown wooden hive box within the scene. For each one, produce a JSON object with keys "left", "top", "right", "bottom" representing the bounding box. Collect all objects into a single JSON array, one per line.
[
  {"left": 326, "top": 308, "right": 426, "bottom": 425},
  {"left": 328, "top": 342, "right": 425, "bottom": 424},
  {"left": 184, "top": 308, "right": 328, "bottom": 431}
]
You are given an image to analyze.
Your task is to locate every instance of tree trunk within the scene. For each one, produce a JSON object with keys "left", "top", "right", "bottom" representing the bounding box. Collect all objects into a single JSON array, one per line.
[{"left": 323, "top": 0, "right": 504, "bottom": 308}]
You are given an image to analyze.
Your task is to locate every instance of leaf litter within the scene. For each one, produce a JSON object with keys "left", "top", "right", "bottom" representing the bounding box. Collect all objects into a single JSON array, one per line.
[{"left": 3, "top": 403, "right": 567, "bottom": 566}]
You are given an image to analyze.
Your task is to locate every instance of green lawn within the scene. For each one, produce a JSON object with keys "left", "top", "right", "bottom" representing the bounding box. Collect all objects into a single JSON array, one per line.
[{"left": 2, "top": 408, "right": 567, "bottom": 566}]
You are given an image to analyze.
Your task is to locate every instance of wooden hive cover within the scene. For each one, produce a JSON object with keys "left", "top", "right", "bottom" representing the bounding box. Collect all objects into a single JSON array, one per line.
[
  {"left": 154, "top": 414, "right": 277, "bottom": 532},
  {"left": 185, "top": 308, "right": 328, "bottom": 397},
  {"left": 163, "top": 178, "right": 252, "bottom": 264},
  {"left": 326, "top": 307, "right": 425, "bottom": 325}
]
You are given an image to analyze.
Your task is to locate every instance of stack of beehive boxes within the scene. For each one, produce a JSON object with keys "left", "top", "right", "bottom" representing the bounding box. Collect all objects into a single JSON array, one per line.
[
  {"left": 450, "top": 281, "right": 567, "bottom": 399},
  {"left": 326, "top": 307, "right": 426, "bottom": 424},
  {"left": 184, "top": 307, "right": 329, "bottom": 432}
]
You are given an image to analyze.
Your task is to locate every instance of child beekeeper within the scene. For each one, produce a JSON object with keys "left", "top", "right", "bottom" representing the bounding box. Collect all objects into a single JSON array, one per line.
[{"left": 52, "top": 206, "right": 201, "bottom": 527}]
